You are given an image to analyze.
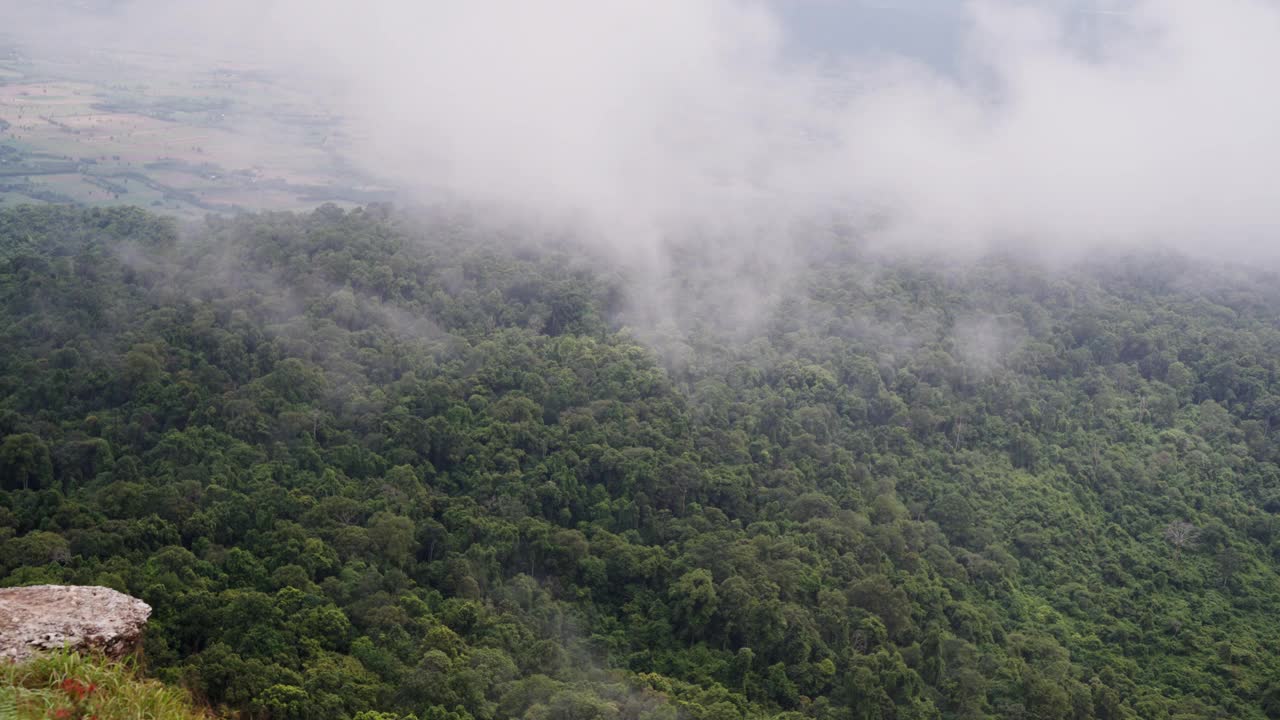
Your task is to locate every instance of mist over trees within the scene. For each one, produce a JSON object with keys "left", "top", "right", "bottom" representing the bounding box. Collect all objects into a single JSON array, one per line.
[
  {"left": 15, "top": 0, "right": 1280, "bottom": 261},
  {"left": 5, "top": 204, "right": 1280, "bottom": 718},
  {"left": 8, "top": 1, "right": 1280, "bottom": 718}
]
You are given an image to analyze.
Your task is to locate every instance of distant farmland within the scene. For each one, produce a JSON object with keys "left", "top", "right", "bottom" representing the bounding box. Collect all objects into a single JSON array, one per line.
[{"left": 0, "top": 44, "right": 393, "bottom": 216}]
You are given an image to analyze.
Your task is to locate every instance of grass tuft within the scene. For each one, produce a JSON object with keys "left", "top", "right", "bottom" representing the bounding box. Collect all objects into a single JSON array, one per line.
[{"left": 1, "top": 650, "right": 212, "bottom": 720}]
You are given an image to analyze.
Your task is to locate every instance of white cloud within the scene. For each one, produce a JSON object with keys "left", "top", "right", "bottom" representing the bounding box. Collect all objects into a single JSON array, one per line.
[{"left": 12, "top": 0, "right": 1280, "bottom": 262}]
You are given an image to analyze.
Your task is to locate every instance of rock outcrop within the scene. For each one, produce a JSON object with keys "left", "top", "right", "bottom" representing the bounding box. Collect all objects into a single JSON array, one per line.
[{"left": 0, "top": 585, "right": 151, "bottom": 663}]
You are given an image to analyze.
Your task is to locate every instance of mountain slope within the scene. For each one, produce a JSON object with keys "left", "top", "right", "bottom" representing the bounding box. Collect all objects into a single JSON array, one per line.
[{"left": 2, "top": 204, "right": 1280, "bottom": 719}]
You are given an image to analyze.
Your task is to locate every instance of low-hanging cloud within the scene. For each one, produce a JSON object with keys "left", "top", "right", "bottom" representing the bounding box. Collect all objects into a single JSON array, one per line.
[{"left": 11, "top": 0, "right": 1280, "bottom": 262}]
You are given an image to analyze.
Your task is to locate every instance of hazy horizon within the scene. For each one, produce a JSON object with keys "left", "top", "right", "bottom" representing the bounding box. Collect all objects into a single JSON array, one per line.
[{"left": 6, "top": 0, "right": 1280, "bottom": 266}]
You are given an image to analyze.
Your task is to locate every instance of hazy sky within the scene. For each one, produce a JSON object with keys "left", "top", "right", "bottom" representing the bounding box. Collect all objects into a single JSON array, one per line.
[{"left": 9, "top": 0, "right": 1280, "bottom": 262}]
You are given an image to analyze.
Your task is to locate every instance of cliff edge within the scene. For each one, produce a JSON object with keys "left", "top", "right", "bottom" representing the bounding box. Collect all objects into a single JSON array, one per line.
[{"left": 0, "top": 585, "right": 151, "bottom": 663}]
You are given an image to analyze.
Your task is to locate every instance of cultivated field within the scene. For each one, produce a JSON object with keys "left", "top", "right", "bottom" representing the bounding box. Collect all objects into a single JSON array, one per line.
[{"left": 0, "top": 41, "right": 392, "bottom": 217}]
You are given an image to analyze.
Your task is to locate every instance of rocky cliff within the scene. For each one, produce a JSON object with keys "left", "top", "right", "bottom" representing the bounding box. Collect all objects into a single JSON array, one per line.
[{"left": 0, "top": 585, "right": 151, "bottom": 663}]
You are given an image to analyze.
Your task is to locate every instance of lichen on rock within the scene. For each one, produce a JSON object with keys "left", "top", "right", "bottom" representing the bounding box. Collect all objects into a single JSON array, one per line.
[{"left": 0, "top": 585, "right": 151, "bottom": 663}]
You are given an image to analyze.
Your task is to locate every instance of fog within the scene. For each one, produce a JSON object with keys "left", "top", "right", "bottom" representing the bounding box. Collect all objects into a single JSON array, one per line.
[{"left": 9, "top": 0, "right": 1280, "bottom": 264}]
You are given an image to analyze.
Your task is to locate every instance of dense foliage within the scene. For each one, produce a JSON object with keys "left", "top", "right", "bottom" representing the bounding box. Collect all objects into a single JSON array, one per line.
[{"left": 4, "top": 204, "right": 1280, "bottom": 719}]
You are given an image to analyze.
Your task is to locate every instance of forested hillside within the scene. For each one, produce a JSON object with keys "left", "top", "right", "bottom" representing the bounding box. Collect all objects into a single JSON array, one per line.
[{"left": 4, "top": 204, "right": 1280, "bottom": 720}]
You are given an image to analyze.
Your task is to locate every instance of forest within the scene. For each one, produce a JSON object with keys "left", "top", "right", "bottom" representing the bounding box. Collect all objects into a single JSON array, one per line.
[{"left": 3, "top": 203, "right": 1280, "bottom": 719}]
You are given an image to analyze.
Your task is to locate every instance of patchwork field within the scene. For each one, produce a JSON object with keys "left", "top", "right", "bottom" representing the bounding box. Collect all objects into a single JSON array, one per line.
[{"left": 0, "top": 42, "right": 392, "bottom": 217}]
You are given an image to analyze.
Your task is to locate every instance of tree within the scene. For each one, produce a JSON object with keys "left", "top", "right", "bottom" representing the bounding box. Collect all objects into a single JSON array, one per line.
[
  {"left": 670, "top": 569, "right": 718, "bottom": 640},
  {"left": 368, "top": 512, "right": 416, "bottom": 568},
  {"left": 1163, "top": 521, "right": 1198, "bottom": 559},
  {"left": 0, "top": 433, "right": 52, "bottom": 490}
]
